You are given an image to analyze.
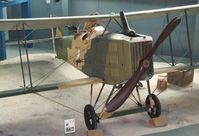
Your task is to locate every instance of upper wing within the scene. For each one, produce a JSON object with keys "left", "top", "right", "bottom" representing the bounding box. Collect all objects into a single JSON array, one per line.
[
  {"left": 0, "top": 4, "right": 199, "bottom": 31},
  {"left": 125, "top": 4, "right": 199, "bottom": 20}
]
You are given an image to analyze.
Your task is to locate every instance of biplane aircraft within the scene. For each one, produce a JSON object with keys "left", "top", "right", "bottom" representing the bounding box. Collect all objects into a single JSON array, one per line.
[{"left": 0, "top": 4, "right": 199, "bottom": 130}]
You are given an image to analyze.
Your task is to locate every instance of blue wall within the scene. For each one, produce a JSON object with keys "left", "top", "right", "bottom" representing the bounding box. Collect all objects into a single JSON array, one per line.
[
  {"left": 68, "top": 0, "right": 196, "bottom": 15},
  {"left": 193, "top": 0, "right": 199, "bottom": 61},
  {"left": 7, "top": 0, "right": 199, "bottom": 62},
  {"left": 66, "top": 0, "right": 198, "bottom": 62},
  {"left": 0, "top": 0, "right": 31, "bottom": 60},
  {"left": 0, "top": 8, "right": 6, "bottom": 60}
]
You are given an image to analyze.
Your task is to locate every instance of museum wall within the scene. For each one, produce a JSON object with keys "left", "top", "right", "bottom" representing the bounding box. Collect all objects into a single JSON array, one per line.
[
  {"left": 6, "top": 0, "right": 199, "bottom": 62},
  {"left": 66, "top": 0, "right": 198, "bottom": 62},
  {"left": 193, "top": 0, "right": 199, "bottom": 61}
]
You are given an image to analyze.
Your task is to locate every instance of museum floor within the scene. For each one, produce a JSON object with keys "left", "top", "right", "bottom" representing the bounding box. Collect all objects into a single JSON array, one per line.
[{"left": 1, "top": 53, "right": 199, "bottom": 136}]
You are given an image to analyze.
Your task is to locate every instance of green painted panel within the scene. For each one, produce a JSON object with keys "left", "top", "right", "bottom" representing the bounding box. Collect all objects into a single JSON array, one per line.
[
  {"left": 55, "top": 36, "right": 73, "bottom": 60},
  {"left": 81, "top": 33, "right": 153, "bottom": 84}
]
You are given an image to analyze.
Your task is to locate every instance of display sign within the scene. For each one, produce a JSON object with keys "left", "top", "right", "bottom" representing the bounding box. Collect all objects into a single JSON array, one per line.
[{"left": 65, "top": 119, "right": 75, "bottom": 134}]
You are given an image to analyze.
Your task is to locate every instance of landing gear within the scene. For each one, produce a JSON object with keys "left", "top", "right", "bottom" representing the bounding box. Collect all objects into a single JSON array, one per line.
[
  {"left": 83, "top": 80, "right": 162, "bottom": 130},
  {"left": 145, "top": 94, "right": 161, "bottom": 118},
  {"left": 84, "top": 104, "right": 98, "bottom": 130},
  {"left": 145, "top": 80, "right": 161, "bottom": 118}
]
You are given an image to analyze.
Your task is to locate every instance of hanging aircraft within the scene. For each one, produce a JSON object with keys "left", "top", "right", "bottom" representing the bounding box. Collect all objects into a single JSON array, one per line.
[{"left": 0, "top": 4, "right": 199, "bottom": 130}]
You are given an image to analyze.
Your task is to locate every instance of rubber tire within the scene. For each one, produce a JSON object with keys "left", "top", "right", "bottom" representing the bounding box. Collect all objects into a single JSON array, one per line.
[
  {"left": 84, "top": 104, "right": 98, "bottom": 130},
  {"left": 145, "top": 94, "right": 161, "bottom": 118}
]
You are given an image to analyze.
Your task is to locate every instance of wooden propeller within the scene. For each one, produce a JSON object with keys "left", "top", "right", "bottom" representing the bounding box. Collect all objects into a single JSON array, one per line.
[{"left": 105, "top": 16, "right": 181, "bottom": 112}]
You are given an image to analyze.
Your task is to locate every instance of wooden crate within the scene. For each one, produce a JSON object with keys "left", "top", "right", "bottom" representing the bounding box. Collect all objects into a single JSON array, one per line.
[
  {"left": 167, "top": 70, "right": 194, "bottom": 86},
  {"left": 157, "top": 75, "right": 167, "bottom": 91},
  {"left": 149, "top": 116, "right": 168, "bottom": 127},
  {"left": 87, "top": 129, "right": 103, "bottom": 136}
]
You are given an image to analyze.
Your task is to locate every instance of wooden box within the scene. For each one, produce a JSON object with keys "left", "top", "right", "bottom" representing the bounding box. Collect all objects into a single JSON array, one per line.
[
  {"left": 149, "top": 116, "right": 168, "bottom": 127},
  {"left": 157, "top": 76, "right": 167, "bottom": 91},
  {"left": 87, "top": 129, "right": 103, "bottom": 136},
  {"left": 167, "top": 70, "right": 194, "bottom": 86}
]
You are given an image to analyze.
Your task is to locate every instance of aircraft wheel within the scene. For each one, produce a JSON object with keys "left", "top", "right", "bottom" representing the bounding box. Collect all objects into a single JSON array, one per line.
[
  {"left": 84, "top": 104, "right": 98, "bottom": 130},
  {"left": 145, "top": 94, "right": 161, "bottom": 118}
]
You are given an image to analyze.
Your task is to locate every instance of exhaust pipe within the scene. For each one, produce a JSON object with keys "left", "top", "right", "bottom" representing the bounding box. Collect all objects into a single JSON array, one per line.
[{"left": 120, "top": 11, "right": 137, "bottom": 37}]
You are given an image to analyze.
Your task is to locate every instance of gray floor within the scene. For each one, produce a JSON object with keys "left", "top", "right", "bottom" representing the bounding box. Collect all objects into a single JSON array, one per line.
[
  {"left": 1, "top": 52, "right": 199, "bottom": 136},
  {"left": 144, "top": 124, "right": 199, "bottom": 136}
]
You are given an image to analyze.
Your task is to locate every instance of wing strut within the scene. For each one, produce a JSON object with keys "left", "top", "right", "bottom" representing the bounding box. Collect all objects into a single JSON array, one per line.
[{"left": 184, "top": 10, "right": 193, "bottom": 66}]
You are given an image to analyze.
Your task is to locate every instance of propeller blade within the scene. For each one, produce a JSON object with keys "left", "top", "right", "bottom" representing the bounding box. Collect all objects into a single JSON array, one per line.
[{"left": 142, "top": 17, "right": 181, "bottom": 61}]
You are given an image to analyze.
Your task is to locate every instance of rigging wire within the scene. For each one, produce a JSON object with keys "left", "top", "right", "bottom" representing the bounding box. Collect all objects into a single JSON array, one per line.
[{"left": 34, "top": 92, "right": 83, "bottom": 114}]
